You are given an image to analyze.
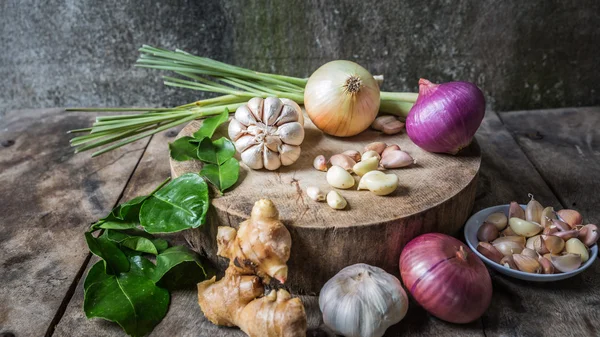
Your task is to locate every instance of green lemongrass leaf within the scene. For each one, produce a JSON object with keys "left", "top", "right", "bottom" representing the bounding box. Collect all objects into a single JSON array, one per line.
[
  {"left": 192, "top": 108, "right": 229, "bottom": 140},
  {"left": 152, "top": 246, "right": 208, "bottom": 290},
  {"left": 85, "top": 232, "right": 130, "bottom": 275},
  {"left": 83, "top": 257, "right": 169, "bottom": 337},
  {"left": 196, "top": 137, "right": 235, "bottom": 165},
  {"left": 140, "top": 173, "right": 209, "bottom": 233},
  {"left": 169, "top": 136, "right": 199, "bottom": 161},
  {"left": 201, "top": 157, "right": 240, "bottom": 192},
  {"left": 104, "top": 230, "right": 159, "bottom": 255}
]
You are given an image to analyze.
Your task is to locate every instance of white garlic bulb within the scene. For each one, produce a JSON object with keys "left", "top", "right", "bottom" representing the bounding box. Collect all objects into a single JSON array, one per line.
[
  {"left": 319, "top": 263, "right": 408, "bottom": 337},
  {"left": 228, "top": 97, "right": 304, "bottom": 170}
]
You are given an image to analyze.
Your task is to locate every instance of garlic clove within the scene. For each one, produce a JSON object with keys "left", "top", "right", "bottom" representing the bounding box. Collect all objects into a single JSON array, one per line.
[
  {"left": 278, "top": 98, "right": 304, "bottom": 126},
  {"left": 551, "top": 229, "right": 579, "bottom": 241},
  {"left": 341, "top": 150, "right": 362, "bottom": 163},
  {"left": 508, "top": 202, "right": 525, "bottom": 220},
  {"left": 352, "top": 157, "right": 379, "bottom": 177},
  {"left": 357, "top": 171, "right": 385, "bottom": 190},
  {"left": 477, "top": 242, "right": 504, "bottom": 263},
  {"left": 235, "top": 104, "right": 258, "bottom": 126},
  {"left": 371, "top": 115, "right": 397, "bottom": 131},
  {"left": 551, "top": 219, "right": 571, "bottom": 232},
  {"left": 579, "top": 224, "right": 599, "bottom": 247},
  {"left": 382, "top": 120, "right": 405, "bottom": 135},
  {"left": 543, "top": 225, "right": 559, "bottom": 235},
  {"left": 500, "top": 255, "right": 517, "bottom": 269},
  {"left": 326, "top": 166, "right": 355, "bottom": 189},
  {"left": 364, "top": 142, "right": 387, "bottom": 155},
  {"left": 264, "top": 135, "right": 282, "bottom": 152},
  {"left": 492, "top": 240, "right": 524, "bottom": 256},
  {"left": 277, "top": 122, "right": 305, "bottom": 146},
  {"left": 477, "top": 222, "right": 499, "bottom": 242},
  {"left": 279, "top": 144, "right": 301, "bottom": 166},
  {"left": 540, "top": 235, "right": 565, "bottom": 254},
  {"left": 362, "top": 172, "right": 399, "bottom": 196},
  {"left": 493, "top": 236, "right": 526, "bottom": 246},
  {"left": 513, "top": 254, "right": 542, "bottom": 273},
  {"left": 501, "top": 226, "right": 517, "bottom": 237},
  {"left": 521, "top": 248, "right": 538, "bottom": 259},
  {"left": 326, "top": 190, "right": 347, "bottom": 209},
  {"left": 538, "top": 257, "right": 555, "bottom": 274},
  {"left": 263, "top": 147, "right": 282, "bottom": 171},
  {"left": 541, "top": 207, "right": 557, "bottom": 228},
  {"left": 262, "top": 97, "right": 284, "bottom": 126},
  {"left": 240, "top": 144, "right": 264, "bottom": 169},
  {"left": 530, "top": 235, "right": 549, "bottom": 255},
  {"left": 485, "top": 212, "right": 508, "bottom": 231},
  {"left": 525, "top": 194, "right": 544, "bottom": 223},
  {"left": 313, "top": 155, "right": 327, "bottom": 171},
  {"left": 246, "top": 97, "right": 264, "bottom": 122},
  {"left": 306, "top": 186, "right": 326, "bottom": 202},
  {"left": 557, "top": 209, "right": 583, "bottom": 229},
  {"left": 361, "top": 150, "right": 381, "bottom": 161},
  {"left": 525, "top": 235, "right": 539, "bottom": 250},
  {"left": 380, "top": 150, "right": 415, "bottom": 169},
  {"left": 228, "top": 118, "right": 248, "bottom": 141},
  {"left": 381, "top": 144, "right": 401, "bottom": 158},
  {"left": 329, "top": 154, "right": 356, "bottom": 172},
  {"left": 509, "top": 217, "right": 542, "bottom": 237},
  {"left": 565, "top": 238, "right": 589, "bottom": 262},
  {"left": 550, "top": 253, "right": 582, "bottom": 273},
  {"left": 235, "top": 134, "right": 259, "bottom": 153}
]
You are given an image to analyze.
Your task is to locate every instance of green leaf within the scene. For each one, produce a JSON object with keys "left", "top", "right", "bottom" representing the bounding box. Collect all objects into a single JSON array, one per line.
[
  {"left": 191, "top": 108, "right": 229, "bottom": 140},
  {"left": 115, "top": 195, "right": 148, "bottom": 221},
  {"left": 85, "top": 232, "right": 129, "bottom": 275},
  {"left": 139, "top": 173, "right": 209, "bottom": 233},
  {"left": 169, "top": 136, "right": 199, "bottom": 161},
  {"left": 84, "top": 258, "right": 169, "bottom": 337},
  {"left": 152, "top": 246, "right": 207, "bottom": 290},
  {"left": 104, "top": 230, "right": 159, "bottom": 255},
  {"left": 196, "top": 137, "right": 235, "bottom": 165},
  {"left": 84, "top": 260, "right": 110, "bottom": 291},
  {"left": 152, "top": 239, "right": 169, "bottom": 253},
  {"left": 93, "top": 220, "right": 138, "bottom": 231},
  {"left": 201, "top": 157, "right": 240, "bottom": 192}
]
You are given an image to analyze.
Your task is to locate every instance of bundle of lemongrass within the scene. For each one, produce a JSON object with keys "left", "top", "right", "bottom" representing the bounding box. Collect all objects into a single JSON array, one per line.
[{"left": 68, "top": 45, "right": 416, "bottom": 157}]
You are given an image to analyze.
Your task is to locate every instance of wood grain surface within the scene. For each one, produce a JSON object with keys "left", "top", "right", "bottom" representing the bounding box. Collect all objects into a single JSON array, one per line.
[
  {"left": 171, "top": 115, "right": 481, "bottom": 293},
  {"left": 2, "top": 107, "right": 599, "bottom": 337}
]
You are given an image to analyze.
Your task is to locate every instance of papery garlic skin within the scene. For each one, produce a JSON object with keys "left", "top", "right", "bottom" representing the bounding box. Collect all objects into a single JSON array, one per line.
[
  {"left": 319, "top": 263, "right": 408, "bottom": 337},
  {"left": 229, "top": 97, "right": 304, "bottom": 171}
]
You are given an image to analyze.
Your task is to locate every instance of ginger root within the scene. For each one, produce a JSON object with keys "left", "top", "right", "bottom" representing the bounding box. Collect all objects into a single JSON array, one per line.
[{"left": 198, "top": 199, "right": 306, "bottom": 337}]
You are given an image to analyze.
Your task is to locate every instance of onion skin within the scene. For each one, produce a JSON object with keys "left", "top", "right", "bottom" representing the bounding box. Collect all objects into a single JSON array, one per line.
[
  {"left": 304, "top": 60, "right": 380, "bottom": 137},
  {"left": 399, "top": 233, "right": 492, "bottom": 324},
  {"left": 406, "top": 79, "right": 485, "bottom": 154}
]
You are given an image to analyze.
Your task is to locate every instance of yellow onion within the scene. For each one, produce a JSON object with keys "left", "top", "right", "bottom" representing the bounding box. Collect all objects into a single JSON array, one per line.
[{"left": 304, "top": 60, "right": 380, "bottom": 137}]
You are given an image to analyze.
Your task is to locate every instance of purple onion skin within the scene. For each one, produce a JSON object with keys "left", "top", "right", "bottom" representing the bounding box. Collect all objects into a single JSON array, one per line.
[
  {"left": 400, "top": 233, "right": 492, "bottom": 324},
  {"left": 406, "top": 79, "right": 485, "bottom": 155}
]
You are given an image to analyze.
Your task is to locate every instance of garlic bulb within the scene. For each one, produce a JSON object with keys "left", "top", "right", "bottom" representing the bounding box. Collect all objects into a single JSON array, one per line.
[
  {"left": 228, "top": 97, "right": 305, "bottom": 170},
  {"left": 319, "top": 263, "right": 408, "bottom": 337}
]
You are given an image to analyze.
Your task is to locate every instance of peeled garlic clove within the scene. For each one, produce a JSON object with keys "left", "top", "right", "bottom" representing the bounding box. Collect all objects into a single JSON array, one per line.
[
  {"left": 381, "top": 144, "right": 401, "bottom": 158},
  {"left": 557, "top": 209, "right": 583, "bottom": 228},
  {"left": 541, "top": 235, "right": 565, "bottom": 254},
  {"left": 235, "top": 105, "right": 258, "bottom": 126},
  {"left": 477, "top": 242, "right": 504, "bottom": 263},
  {"left": 279, "top": 144, "right": 301, "bottom": 166},
  {"left": 551, "top": 219, "right": 571, "bottom": 232},
  {"left": 353, "top": 157, "right": 379, "bottom": 177},
  {"left": 240, "top": 144, "right": 263, "bottom": 170},
  {"left": 492, "top": 240, "right": 524, "bottom": 256},
  {"left": 306, "top": 186, "right": 326, "bottom": 201},
  {"left": 551, "top": 229, "right": 579, "bottom": 241},
  {"left": 371, "top": 115, "right": 397, "bottom": 131},
  {"left": 246, "top": 97, "right": 264, "bottom": 121},
  {"left": 361, "top": 150, "right": 381, "bottom": 161},
  {"left": 357, "top": 171, "right": 385, "bottom": 190},
  {"left": 364, "top": 142, "right": 387, "bottom": 155},
  {"left": 485, "top": 212, "right": 508, "bottom": 231},
  {"left": 521, "top": 248, "right": 538, "bottom": 259},
  {"left": 277, "top": 122, "right": 305, "bottom": 146},
  {"left": 227, "top": 118, "right": 247, "bottom": 141},
  {"left": 277, "top": 98, "right": 304, "bottom": 125},
  {"left": 363, "top": 172, "right": 399, "bottom": 196},
  {"left": 262, "top": 97, "right": 284, "bottom": 125},
  {"left": 508, "top": 202, "right": 525, "bottom": 220},
  {"left": 326, "top": 166, "right": 355, "bottom": 189},
  {"left": 550, "top": 253, "right": 582, "bottom": 273},
  {"left": 341, "top": 150, "right": 361, "bottom": 163},
  {"left": 500, "top": 255, "right": 517, "bottom": 269},
  {"left": 327, "top": 190, "right": 347, "bottom": 210},
  {"left": 382, "top": 120, "right": 405, "bottom": 135},
  {"left": 234, "top": 134, "right": 259, "bottom": 153},
  {"left": 493, "top": 236, "right": 526, "bottom": 246},
  {"left": 538, "top": 257, "right": 555, "bottom": 274},
  {"left": 313, "top": 155, "right": 327, "bottom": 171},
  {"left": 525, "top": 194, "right": 544, "bottom": 223},
  {"left": 513, "top": 254, "right": 542, "bottom": 273},
  {"left": 541, "top": 207, "right": 557, "bottom": 228},
  {"left": 263, "top": 147, "right": 282, "bottom": 171},
  {"left": 509, "top": 218, "right": 542, "bottom": 237},
  {"left": 329, "top": 154, "right": 356, "bottom": 172},
  {"left": 565, "top": 238, "right": 589, "bottom": 262},
  {"left": 579, "top": 224, "right": 599, "bottom": 247},
  {"left": 477, "top": 222, "right": 499, "bottom": 242},
  {"left": 380, "top": 150, "right": 415, "bottom": 169}
]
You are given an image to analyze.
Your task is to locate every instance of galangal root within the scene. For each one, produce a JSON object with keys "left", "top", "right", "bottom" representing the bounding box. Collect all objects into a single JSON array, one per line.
[{"left": 197, "top": 199, "right": 307, "bottom": 337}]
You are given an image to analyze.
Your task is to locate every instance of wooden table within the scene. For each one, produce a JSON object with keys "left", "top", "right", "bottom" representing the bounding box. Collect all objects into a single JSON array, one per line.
[{"left": 1, "top": 107, "right": 599, "bottom": 337}]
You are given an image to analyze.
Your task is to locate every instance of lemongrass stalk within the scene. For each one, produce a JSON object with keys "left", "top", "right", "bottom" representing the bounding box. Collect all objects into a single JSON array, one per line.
[{"left": 379, "top": 92, "right": 419, "bottom": 102}]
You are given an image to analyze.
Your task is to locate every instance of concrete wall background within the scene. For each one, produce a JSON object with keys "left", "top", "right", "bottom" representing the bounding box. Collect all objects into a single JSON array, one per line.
[{"left": 1, "top": 0, "right": 598, "bottom": 117}]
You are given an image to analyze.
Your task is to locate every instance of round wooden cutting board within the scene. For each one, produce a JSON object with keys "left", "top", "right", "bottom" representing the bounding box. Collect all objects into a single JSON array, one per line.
[{"left": 170, "top": 113, "right": 481, "bottom": 294}]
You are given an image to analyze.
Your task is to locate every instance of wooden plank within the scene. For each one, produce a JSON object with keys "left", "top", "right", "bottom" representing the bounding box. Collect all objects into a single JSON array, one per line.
[
  {"left": 476, "top": 109, "right": 600, "bottom": 337},
  {"left": 0, "top": 109, "right": 149, "bottom": 337}
]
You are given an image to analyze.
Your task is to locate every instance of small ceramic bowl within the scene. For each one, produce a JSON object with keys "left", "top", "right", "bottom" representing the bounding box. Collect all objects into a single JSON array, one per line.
[{"left": 464, "top": 204, "right": 598, "bottom": 281}]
